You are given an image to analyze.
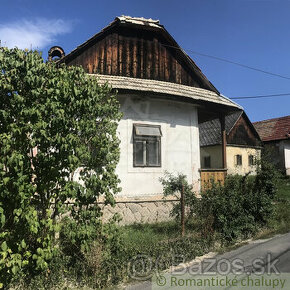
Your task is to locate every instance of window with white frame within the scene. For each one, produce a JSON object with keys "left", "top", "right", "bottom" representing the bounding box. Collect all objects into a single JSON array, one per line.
[{"left": 133, "top": 124, "right": 162, "bottom": 167}]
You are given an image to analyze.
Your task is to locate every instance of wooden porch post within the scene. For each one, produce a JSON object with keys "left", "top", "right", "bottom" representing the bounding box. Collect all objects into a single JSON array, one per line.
[{"left": 220, "top": 115, "right": 227, "bottom": 169}]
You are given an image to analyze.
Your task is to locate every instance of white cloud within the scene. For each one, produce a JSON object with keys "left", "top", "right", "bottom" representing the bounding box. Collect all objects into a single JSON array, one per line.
[{"left": 0, "top": 18, "right": 72, "bottom": 49}]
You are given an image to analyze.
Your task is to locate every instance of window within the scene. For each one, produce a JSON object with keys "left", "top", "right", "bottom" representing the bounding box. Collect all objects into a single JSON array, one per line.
[
  {"left": 235, "top": 154, "right": 242, "bottom": 166},
  {"left": 133, "top": 124, "right": 162, "bottom": 167},
  {"left": 204, "top": 156, "right": 211, "bottom": 168},
  {"left": 248, "top": 155, "right": 255, "bottom": 166}
]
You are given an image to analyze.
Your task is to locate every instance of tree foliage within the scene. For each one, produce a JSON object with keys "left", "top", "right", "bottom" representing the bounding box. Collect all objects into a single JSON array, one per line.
[{"left": 0, "top": 47, "right": 121, "bottom": 286}]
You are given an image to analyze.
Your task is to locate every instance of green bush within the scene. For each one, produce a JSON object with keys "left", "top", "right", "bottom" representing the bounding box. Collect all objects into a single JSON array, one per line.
[
  {"left": 0, "top": 47, "right": 121, "bottom": 287},
  {"left": 195, "top": 160, "right": 278, "bottom": 243},
  {"left": 159, "top": 171, "right": 197, "bottom": 222},
  {"left": 161, "top": 159, "right": 278, "bottom": 244},
  {"left": 196, "top": 175, "right": 257, "bottom": 242}
]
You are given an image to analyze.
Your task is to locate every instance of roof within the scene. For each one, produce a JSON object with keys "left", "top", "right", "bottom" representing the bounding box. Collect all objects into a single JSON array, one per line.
[
  {"left": 199, "top": 111, "right": 243, "bottom": 146},
  {"left": 253, "top": 115, "right": 290, "bottom": 142},
  {"left": 60, "top": 15, "right": 242, "bottom": 112},
  {"left": 61, "top": 15, "right": 219, "bottom": 93},
  {"left": 93, "top": 74, "right": 242, "bottom": 109}
]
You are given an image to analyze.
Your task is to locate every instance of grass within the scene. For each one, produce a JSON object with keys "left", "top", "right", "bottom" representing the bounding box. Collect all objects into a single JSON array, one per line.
[
  {"left": 10, "top": 177, "right": 290, "bottom": 289},
  {"left": 254, "top": 177, "right": 290, "bottom": 239},
  {"left": 276, "top": 177, "right": 290, "bottom": 200},
  {"left": 121, "top": 177, "right": 290, "bottom": 261},
  {"left": 121, "top": 220, "right": 198, "bottom": 247}
]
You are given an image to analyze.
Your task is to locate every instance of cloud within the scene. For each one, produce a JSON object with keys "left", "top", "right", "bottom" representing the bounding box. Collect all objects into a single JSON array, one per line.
[{"left": 0, "top": 18, "right": 73, "bottom": 49}]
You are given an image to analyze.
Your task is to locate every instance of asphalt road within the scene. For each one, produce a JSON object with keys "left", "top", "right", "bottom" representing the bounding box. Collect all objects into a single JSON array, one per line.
[{"left": 125, "top": 232, "right": 290, "bottom": 289}]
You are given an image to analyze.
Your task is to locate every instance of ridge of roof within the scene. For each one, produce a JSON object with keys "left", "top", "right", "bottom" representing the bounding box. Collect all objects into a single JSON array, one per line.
[
  {"left": 253, "top": 115, "right": 290, "bottom": 124},
  {"left": 226, "top": 110, "right": 243, "bottom": 133},
  {"left": 116, "top": 15, "right": 161, "bottom": 27}
]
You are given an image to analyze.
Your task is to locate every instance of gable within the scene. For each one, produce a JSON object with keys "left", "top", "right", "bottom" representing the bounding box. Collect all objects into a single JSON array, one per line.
[
  {"left": 199, "top": 111, "right": 242, "bottom": 146},
  {"left": 227, "top": 114, "right": 262, "bottom": 147},
  {"left": 200, "top": 112, "right": 262, "bottom": 147},
  {"left": 62, "top": 16, "right": 219, "bottom": 93}
]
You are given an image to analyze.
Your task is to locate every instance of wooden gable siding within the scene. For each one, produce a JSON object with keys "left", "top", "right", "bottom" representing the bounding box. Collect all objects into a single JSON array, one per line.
[
  {"left": 65, "top": 27, "right": 204, "bottom": 88},
  {"left": 227, "top": 115, "right": 261, "bottom": 147}
]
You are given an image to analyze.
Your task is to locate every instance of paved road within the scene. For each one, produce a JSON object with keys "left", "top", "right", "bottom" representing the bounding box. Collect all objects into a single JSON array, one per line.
[{"left": 126, "top": 232, "right": 290, "bottom": 289}]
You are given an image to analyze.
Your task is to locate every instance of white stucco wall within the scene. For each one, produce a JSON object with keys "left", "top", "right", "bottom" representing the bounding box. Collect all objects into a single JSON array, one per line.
[
  {"left": 283, "top": 140, "right": 290, "bottom": 176},
  {"left": 115, "top": 94, "right": 200, "bottom": 197}
]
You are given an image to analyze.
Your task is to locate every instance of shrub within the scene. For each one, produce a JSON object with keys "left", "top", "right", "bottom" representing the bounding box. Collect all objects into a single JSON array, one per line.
[
  {"left": 0, "top": 47, "right": 121, "bottom": 287},
  {"left": 196, "top": 160, "right": 278, "bottom": 243},
  {"left": 159, "top": 171, "right": 197, "bottom": 223},
  {"left": 162, "top": 158, "right": 278, "bottom": 244}
]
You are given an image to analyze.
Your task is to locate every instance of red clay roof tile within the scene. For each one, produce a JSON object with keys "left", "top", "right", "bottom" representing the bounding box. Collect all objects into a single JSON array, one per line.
[{"left": 253, "top": 115, "right": 290, "bottom": 142}]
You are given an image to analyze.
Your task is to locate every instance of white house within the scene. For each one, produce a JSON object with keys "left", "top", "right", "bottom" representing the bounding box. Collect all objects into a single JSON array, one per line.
[{"left": 51, "top": 16, "right": 242, "bottom": 223}]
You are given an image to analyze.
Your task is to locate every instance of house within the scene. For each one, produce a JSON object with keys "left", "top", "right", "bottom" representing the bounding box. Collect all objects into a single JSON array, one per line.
[
  {"left": 49, "top": 16, "right": 241, "bottom": 224},
  {"left": 199, "top": 111, "right": 262, "bottom": 181},
  {"left": 254, "top": 115, "right": 290, "bottom": 176}
]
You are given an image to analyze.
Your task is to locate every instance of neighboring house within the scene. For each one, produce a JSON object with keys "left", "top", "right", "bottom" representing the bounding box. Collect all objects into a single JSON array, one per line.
[
  {"left": 49, "top": 16, "right": 241, "bottom": 224},
  {"left": 199, "top": 111, "right": 262, "bottom": 176},
  {"left": 254, "top": 115, "right": 290, "bottom": 176}
]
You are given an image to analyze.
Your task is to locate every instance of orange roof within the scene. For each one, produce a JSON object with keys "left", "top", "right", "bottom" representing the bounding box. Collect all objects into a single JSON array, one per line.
[{"left": 253, "top": 115, "right": 290, "bottom": 142}]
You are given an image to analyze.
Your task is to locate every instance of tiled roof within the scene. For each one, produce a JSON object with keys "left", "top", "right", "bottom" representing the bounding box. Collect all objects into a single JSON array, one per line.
[
  {"left": 199, "top": 111, "right": 243, "bottom": 146},
  {"left": 253, "top": 115, "right": 290, "bottom": 142}
]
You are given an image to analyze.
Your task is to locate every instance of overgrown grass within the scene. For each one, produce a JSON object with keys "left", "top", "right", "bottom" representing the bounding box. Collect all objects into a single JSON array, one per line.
[
  {"left": 11, "top": 178, "right": 290, "bottom": 289},
  {"left": 276, "top": 177, "right": 290, "bottom": 200},
  {"left": 121, "top": 177, "right": 290, "bottom": 266},
  {"left": 121, "top": 220, "right": 198, "bottom": 247},
  {"left": 254, "top": 177, "right": 290, "bottom": 239}
]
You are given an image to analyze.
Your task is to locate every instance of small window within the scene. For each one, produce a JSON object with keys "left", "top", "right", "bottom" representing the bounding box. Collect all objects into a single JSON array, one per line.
[
  {"left": 248, "top": 155, "right": 255, "bottom": 166},
  {"left": 133, "top": 124, "right": 161, "bottom": 167},
  {"left": 235, "top": 154, "right": 242, "bottom": 166},
  {"left": 204, "top": 156, "right": 211, "bottom": 168}
]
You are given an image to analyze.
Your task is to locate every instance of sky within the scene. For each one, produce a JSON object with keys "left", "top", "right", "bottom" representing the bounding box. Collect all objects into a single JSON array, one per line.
[{"left": 1, "top": 0, "right": 290, "bottom": 122}]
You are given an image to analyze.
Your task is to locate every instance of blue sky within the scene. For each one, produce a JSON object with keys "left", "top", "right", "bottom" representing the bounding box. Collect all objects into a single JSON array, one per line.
[{"left": 1, "top": 0, "right": 290, "bottom": 122}]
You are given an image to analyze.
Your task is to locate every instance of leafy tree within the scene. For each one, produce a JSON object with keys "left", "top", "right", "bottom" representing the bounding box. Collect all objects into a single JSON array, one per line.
[{"left": 0, "top": 47, "right": 121, "bottom": 286}]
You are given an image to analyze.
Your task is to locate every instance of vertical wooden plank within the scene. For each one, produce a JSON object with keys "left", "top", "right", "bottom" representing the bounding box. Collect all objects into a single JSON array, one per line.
[
  {"left": 111, "top": 33, "right": 118, "bottom": 75},
  {"left": 118, "top": 35, "right": 123, "bottom": 75},
  {"left": 153, "top": 37, "right": 159, "bottom": 79},
  {"left": 93, "top": 43, "right": 99, "bottom": 74},
  {"left": 136, "top": 37, "right": 141, "bottom": 78},
  {"left": 125, "top": 37, "right": 130, "bottom": 77},
  {"left": 146, "top": 40, "right": 152, "bottom": 79},
  {"left": 100, "top": 39, "right": 105, "bottom": 74},
  {"left": 140, "top": 38, "right": 144, "bottom": 78},
  {"left": 103, "top": 38, "right": 107, "bottom": 74},
  {"left": 164, "top": 48, "right": 169, "bottom": 81},
  {"left": 106, "top": 35, "right": 112, "bottom": 75},
  {"left": 176, "top": 61, "right": 181, "bottom": 84},
  {"left": 159, "top": 44, "right": 165, "bottom": 81},
  {"left": 169, "top": 51, "right": 176, "bottom": 82},
  {"left": 132, "top": 38, "right": 138, "bottom": 77}
]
